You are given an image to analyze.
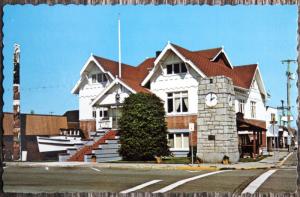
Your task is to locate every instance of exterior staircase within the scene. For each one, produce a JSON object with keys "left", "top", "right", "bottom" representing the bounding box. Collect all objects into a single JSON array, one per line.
[{"left": 58, "top": 129, "right": 121, "bottom": 162}]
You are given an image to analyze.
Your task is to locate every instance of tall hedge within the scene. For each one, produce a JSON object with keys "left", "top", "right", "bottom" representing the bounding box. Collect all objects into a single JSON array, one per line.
[{"left": 118, "top": 93, "right": 170, "bottom": 161}]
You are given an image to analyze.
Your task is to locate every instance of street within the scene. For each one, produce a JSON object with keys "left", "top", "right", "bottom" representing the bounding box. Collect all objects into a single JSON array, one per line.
[{"left": 3, "top": 153, "right": 297, "bottom": 194}]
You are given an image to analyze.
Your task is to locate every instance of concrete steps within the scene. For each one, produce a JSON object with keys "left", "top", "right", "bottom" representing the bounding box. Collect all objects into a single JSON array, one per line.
[
  {"left": 84, "top": 136, "right": 121, "bottom": 162},
  {"left": 65, "top": 130, "right": 119, "bottom": 162},
  {"left": 59, "top": 129, "right": 111, "bottom": 162}
]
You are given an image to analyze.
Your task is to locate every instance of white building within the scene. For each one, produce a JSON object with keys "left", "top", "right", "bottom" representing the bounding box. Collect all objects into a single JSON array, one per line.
[{"left": 72, "top": 42, "right": 268, "bottom": 156}]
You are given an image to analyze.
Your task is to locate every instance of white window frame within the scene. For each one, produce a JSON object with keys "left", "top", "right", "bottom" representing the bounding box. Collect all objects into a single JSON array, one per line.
[
  {"left": 167, "top": 132, "right": 189, "bottom": 151},
  {"left": 92, "top": 74, "right": 97, "bottom": 83},
  {"left": 92, "top": 108, "right": 96, "bottom": 119},
  {"left": 239, "top": 99, "right": 245, "bottom": 114},
  {"left": 167, "top": 91, "right": 189, "bottom": 114},
  {"left": 166, "top": 62, "right": 187, "bottom": 75},
  {"left": 92, "top": 73, "right": 108, "bottom": 84},
  {"left": 99, "top": 107, "right": 109, "bottom": 120},
  {"left": 250, "top": 101, "right": 256, "bottom": 118}
]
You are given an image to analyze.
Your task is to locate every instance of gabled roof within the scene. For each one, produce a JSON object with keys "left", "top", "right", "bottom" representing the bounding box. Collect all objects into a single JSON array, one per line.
[
  {"left": 90, "top": 78, "right": 137, "bottom": 107},
  {"left": 73, "top": 42, "right": 266, "bottom": 98},
  {"left": 170, "top": 43, "right": 258, "bottom": 89},
  {"left": 93, "top": 55, "right": 153, "bottom": 94},
  {"left": 233, "top": 64, "right": 257, "bottom": 89},
  {"left": 93, "top": 55, "right": 133, "bottom": 78},
  {"left": 148, "top": 44, "right": 257, "bottom": 89},
  {"left": 72, "top": 55, "right": 152, "bottom": 95}
]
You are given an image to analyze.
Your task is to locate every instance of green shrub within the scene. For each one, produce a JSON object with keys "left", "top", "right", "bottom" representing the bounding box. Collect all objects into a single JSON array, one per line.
[{"left": 118, "top": 93, "right": 170, "bottom": 161}]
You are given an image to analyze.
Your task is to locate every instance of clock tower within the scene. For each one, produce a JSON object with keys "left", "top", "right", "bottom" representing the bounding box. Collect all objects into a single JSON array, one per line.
[{"left": 197, "top": 76, "right": 239, "bottom": 163}]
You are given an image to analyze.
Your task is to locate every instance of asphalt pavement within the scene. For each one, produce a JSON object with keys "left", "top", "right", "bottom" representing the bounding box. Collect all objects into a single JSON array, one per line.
[{"left": 3, "top": 151, "right": 297, "bottom": 194}]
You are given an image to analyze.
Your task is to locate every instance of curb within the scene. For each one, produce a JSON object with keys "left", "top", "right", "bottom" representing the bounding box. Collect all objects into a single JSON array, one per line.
[
  {"left": 275, "top": 152, "right": 293, "bottom": 167},
  {"left": 175, "top": 166, "right": 219, "bottom": 171},
  {"left": 7, "top": 153, "right": 291, "bottom": 171}
]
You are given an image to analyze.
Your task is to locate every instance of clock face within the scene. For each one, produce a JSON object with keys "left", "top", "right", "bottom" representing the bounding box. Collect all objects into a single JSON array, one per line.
[
  {"left": 228, "top": 95, "right": 233, "bottom": 107},
  {"left": 205, "top": 93, "right": 218, "bottom": 107}
]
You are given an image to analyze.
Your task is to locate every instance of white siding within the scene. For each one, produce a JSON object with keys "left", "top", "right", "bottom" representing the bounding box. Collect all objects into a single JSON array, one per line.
[
  {"left": 244, "top": 80, "right": 266, "bottom": 121},
  {"left": 95, "top": 84, "right": 131, "bottom": 106},
  {"left": 150, "top": 53, "right": 200, "bottom": 115},
  {"left": 94, "top": 83, "right": 132, "bottom": 130},
  {"left": 78, "top": 63, "right": 112, "bottom": 120}
]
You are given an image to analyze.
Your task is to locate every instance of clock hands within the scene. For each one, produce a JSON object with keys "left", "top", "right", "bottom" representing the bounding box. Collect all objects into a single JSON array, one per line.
[{"left": 210, "top": 93, "right": 216, "bottom": 101}]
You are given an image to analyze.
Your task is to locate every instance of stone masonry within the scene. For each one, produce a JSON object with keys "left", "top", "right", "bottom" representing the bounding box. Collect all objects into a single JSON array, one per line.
[{"left": 197, "top": 76, "right": 239, "bottom": 163}]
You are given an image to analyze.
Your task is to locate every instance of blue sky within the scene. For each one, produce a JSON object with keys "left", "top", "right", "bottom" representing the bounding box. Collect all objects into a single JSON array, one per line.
[{"left": 3, "top": 5, "right": 297, "bottom": 126}]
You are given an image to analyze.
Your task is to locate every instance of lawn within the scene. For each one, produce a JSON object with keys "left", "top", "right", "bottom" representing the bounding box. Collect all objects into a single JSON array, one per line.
[
  {"left": 111, "top": 157, "right": 191, "bottom": 164},
  {"left": 239, "top": 155, "right": 269, "bottom": 162}
]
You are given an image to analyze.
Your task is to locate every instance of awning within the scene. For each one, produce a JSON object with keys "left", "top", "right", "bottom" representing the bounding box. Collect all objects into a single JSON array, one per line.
[
  {"left": 237, "top": 118, "right": 267, "bottom": 132},
  {"left": 236, "top": 112, "right": 267, "bottom": 132}
]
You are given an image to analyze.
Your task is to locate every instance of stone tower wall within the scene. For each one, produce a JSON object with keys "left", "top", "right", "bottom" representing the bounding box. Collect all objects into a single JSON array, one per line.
[{"left": 197, "top": 76, "right": 239, "bottom": 163}]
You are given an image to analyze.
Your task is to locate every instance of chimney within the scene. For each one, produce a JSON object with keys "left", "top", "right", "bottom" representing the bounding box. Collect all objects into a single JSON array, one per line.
[{"left": 156, "top": 51, "right": 161, "bottom": 58}]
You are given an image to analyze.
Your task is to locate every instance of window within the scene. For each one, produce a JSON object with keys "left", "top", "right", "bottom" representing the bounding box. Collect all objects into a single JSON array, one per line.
[
  {"left": 238, "top": 99, "right": 245, "bottom": 113},
  {"left": 167, "top": 94, "right": 173, "bottom": 113},
  {"left": 174, "top": 64, "right": 180, "bottom": 74},
  {"left": 167, "top": 91, "right": 188, "bottom": 113},
  {"left": 165, "top": 62, "right": 187, "bottom": 75},
  {"left": 181, "top": 63, "right": 187, "bottom": 73},
  {"left": 167, "top": 133, "right": 189, "bottom": 149},
  {"left": 99, "top": 108, "right": 109, "bottom": 119},
  {"left": 183, "top": 133, "right": 189, "bottom": 148},
  {"left": 97, "top": 74, "right": 102, "bottom": 83},
  {"left": 167, "top": 64, "right": 173, "bottom": 74},
  {"left": 92, "top": 110, "right": 96, "bottom": 118},
  {"left": 167, "top": 134, "right": 174, "bottom": 148},
  {"left": 250, "top": 101, "right": 256, "bottom": 118},
  {"left": 92, "top": 74, "right": 97, "bottom": 83},
  {"left": 104, "top": 110, "right": 108, "bottom": 118},
  {"left": 92, "top": 73, "right": 108, "bottom": 83},
  {"left": 271, "top": 113, "right": 276, "bottom": 122}
]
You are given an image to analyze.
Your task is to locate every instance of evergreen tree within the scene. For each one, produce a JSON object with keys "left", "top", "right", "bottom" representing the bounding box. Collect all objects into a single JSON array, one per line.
[{"left": 118, "top": 93, "right": 170, "bottom": 161}]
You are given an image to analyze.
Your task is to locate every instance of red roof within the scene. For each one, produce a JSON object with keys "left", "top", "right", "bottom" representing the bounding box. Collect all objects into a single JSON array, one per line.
[
  {"left": 92, "top": 43, "right": 258, "bottom": 92},
  {"left": 171, "top": 44, "right": 257, "bottom": 89},
  {"left": 93, "top": 55, "right": 153, "bottom": 93}
]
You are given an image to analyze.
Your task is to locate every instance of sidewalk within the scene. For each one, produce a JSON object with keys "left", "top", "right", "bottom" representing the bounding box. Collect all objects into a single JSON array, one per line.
[{"left": 6, "top": 150, "right": 293, "bottom": 171}]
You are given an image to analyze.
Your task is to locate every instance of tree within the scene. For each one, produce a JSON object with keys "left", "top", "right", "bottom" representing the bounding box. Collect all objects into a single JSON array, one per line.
[{"left": 118, "top": 93, "right": 170, "bottom": 161}]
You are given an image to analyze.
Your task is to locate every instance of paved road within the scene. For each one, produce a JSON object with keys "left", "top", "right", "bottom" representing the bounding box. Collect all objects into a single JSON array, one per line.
[{"left": 3, "top": 152, "right": 297, "bottom": 194}]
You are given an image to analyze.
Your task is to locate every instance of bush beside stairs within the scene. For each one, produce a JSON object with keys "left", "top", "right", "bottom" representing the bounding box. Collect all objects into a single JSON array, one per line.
[{"left": 61, "top": 130, "right": 120, "bottom": 162}]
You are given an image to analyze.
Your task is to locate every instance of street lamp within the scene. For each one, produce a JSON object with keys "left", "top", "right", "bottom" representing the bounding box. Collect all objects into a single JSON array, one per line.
[
  {"left": 270, "top": 117, "right": 278, "bottom": 163},
  {"left": 189, "top": 123, "right": 195, "bottom": 165}
]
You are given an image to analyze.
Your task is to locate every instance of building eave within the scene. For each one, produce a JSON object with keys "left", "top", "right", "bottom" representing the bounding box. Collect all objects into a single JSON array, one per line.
[{"left": 141, "top": 42, "right": 207, "bottom": 86}]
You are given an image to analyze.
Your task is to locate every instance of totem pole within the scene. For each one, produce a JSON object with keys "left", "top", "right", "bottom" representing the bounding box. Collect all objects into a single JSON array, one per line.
[{"left": 12, "top": 44, "right": 21, "bottom": 161}]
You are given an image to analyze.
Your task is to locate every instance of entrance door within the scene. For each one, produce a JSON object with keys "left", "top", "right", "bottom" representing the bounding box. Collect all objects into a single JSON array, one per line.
[{"left": 111, "top": 107, "right": 121, "bottom": 129}]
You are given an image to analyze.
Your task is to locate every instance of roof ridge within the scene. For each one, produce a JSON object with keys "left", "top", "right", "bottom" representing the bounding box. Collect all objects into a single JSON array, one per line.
[
  {"left": 192, "top": 47, "right": 222, "bottom": 53},
  {"left": 233, "top": 64, "right": 258, "bottom": 68},
  {"left": 92, "top": 55, "right": 134, "bottom": 68}
]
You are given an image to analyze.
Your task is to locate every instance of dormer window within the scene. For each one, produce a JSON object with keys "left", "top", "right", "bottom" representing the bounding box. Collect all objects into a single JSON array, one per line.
[
  {"left": 92, "top": 74, "right": 97, "bottom": 83},
  {"left": 92, "top": 73, "right": 108, "bottom": 83},
  {"left": 166, "top": 63, "right": 187, "bottom": 75}
]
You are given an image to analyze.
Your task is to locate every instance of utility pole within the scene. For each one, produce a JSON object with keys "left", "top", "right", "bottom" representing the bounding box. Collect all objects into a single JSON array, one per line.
[
  {"left": 13, "top": 44, "right": 21, "bottom": 161},
  {"left": 277, "top": 100, "right": 287, "bottom": 127},
  {"left": 281, "top": 59, "right": 296, "bottom": 132}
]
